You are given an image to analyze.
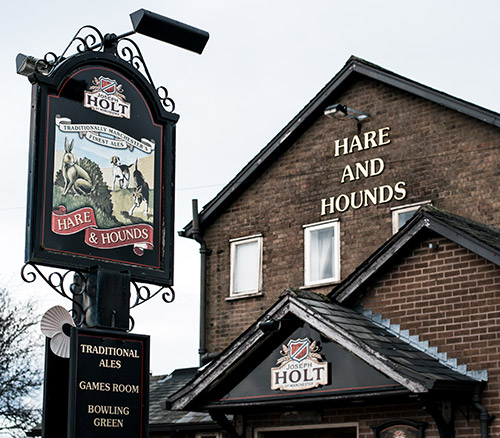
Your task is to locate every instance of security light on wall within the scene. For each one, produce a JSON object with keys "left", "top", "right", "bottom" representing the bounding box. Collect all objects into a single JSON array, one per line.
[{"left": 324, "top": 104, "right": 370, "bottom": 122}]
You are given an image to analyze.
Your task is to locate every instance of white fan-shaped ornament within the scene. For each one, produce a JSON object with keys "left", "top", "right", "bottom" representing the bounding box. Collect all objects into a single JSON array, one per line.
[
  {"left": 51, "top": 331, "right": 72, "bottom": 359},
  {"left": 40, "top": 305, "right": 75, "bottom": 358}
]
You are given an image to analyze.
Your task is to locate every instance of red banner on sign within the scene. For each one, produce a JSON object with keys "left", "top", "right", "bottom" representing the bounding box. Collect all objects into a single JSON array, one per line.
[
  {"left": 52, "top": 206, "right": 97, "bottom": 235},
  {"left": 84, "top": 224, "right": 154, "bottom": 255},
  {"left": 52, "top": 206, "right": 153, "bottom": 256}
]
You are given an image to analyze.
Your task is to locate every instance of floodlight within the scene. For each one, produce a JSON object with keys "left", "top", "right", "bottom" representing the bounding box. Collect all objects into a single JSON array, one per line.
[
  {"left": 130, "top": 9, "right": 209, "bottom": 54},
  {"left": 324, "top": 103, "right": 370, "bottom": 122}
]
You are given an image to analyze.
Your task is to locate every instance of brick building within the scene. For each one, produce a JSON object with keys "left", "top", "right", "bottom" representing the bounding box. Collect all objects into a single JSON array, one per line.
[{"left": 160, "top": 57, "right": 500, "bottom": 438}]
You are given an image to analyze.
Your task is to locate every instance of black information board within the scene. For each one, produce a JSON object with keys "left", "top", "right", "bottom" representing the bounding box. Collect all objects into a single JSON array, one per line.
[{"left": 68, "top": 327, "right": 149, "bottom": 438}]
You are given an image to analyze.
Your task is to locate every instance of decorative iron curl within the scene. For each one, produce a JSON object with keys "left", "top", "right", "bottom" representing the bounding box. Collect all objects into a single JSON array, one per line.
[
  {"left": 157, "top": 86, "right": 175, "bottom": 112},
  {"left": 36, "top": 52, "right": 57, "bottom": 74},
  {"left": 67, "top": 25, "right": 104, "bottom": 54},
  {"left": 21, "top": 262, "right": 86, "bottom": 326},
  {"left": 117, "top": 38, "right": 155, "bottom": 87},
  {"left": 129, "top": 315, "right": 135, "bottom": 332},
  {"left": 130, "top": 280, "right": 175, "bottom": 309},
  {"left": 117, "top": 38, "right": 176, "bottom": 112},
  {"left": 40, "top": 25, "right": 104, "bottom": 75}
]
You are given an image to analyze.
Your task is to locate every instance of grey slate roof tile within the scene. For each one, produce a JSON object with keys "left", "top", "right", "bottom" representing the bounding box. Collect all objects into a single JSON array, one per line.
[
  {"left": 290, "top": 290, "right": 479, "bottom": 387},
  {"left": 149, "top": 368, "right": 215, "bottom": 426}
]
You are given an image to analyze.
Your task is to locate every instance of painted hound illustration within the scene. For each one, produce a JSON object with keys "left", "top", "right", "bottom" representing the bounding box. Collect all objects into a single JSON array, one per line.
[
  {"left": 129, "top": 159, "right": 150, "bottom": 218},
  {"left": 110, "top": 156, "right": 133, "bottom": 191}
]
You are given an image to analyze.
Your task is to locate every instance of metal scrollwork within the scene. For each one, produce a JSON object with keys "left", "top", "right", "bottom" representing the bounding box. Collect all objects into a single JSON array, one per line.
[
  {"left": 21, "top": 262, "right": 175, "bottom": 329},
  {"left": 66, "top": 25, "right": 104, "bottom": 54},
  {"left": 33, "top": 26, "right": 175, "bottom": 110},
  {"left": 38, "top": 52, "right": 57, "bottom": 74},
  {"left": 156, "top": 86, "right": 176, "bottom": 112},
  {"left": 38, "top": 25, "right": 104, "bottom": 75},
  {"left": 129, "top": 315, "right": 135, "bottom": 332},
  {"left": 117, "top": 37, "right": 155, "bottom": 86},
  {"left": 130, "top": 280, "right": 175, "bottom": 309},
  {"left": 21, "top": 262, "right": 87, "bottom": 326},
  {"left": 116, "top": 38, "right": 176, "bottom": 111}
]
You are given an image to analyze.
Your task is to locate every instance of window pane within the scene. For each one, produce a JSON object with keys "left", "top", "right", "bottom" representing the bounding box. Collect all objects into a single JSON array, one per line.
[
  {"left": 398, "top": 210, "right": 416, "bottom": 229},
  {"left": 234, "top": 241, "right": 259, "bottom": 293},
  {"left": 309, "top": 227, "right": 335, "bottom": 282}
]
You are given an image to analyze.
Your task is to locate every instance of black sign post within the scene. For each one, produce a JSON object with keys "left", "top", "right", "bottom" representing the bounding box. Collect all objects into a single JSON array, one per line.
[{"left": 17, "top": 9, "right": 209, "bottom": 438}]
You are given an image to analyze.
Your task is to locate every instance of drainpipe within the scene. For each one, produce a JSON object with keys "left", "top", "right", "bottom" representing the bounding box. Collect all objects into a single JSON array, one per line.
[
  {"left": 190, "top": 199, "right": 214, "bottom": 366},
  {"left": 473, "top": 384, "right": 495, "bottom": 438}
]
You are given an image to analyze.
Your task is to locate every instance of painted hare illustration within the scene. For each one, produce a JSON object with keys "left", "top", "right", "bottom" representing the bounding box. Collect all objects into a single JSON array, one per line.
[{"left": 61, "top": 138, "right": 93, "bottom": 196}]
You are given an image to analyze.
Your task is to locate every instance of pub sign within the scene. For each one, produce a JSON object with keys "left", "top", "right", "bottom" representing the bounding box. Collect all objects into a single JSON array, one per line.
[
  {"left": 68, "top": 327, "right": 150, "bottom": 438},
  {"left": 25, "top": 50, "right": 178, "bottom": 285}
]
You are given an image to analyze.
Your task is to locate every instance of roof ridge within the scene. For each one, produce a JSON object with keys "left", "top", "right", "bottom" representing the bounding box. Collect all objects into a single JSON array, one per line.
[
  {"left": 358, "top": 305, "right": 488, "bottom": 382},
  {"left": 423, "top": 204, "right": 500, "bottom": 234},
  {"left": 281, "top": 287, "right": 333, "bottom": 303}
]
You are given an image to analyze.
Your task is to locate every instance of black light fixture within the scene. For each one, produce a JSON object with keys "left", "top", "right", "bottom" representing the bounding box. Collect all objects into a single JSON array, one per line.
[
  {"left": 259, "top": 319, "right": 282, "bottom": 333},
  {"left": 16, "top": 54, "right": 49, "bottom": 77},
  {"left": 324, "top": 104, "right": 370, "bottom": 122},
  {"left": 129, "top": 9, "right": 209, "bottom": 54}
]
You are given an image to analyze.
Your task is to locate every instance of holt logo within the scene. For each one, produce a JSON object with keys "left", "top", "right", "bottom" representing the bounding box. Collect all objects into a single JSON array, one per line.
[
  {"left": 289, "top": 339, "right": 309, "bottom": 362},
  {"left": 271, "top": 338, "right": 328, "bottom": 391},
  {"left": 84, "top": 76, "right": 131, "bottom": 119},
  {"left": 100, "top": 77, "right": 117, "bottom": 95}
]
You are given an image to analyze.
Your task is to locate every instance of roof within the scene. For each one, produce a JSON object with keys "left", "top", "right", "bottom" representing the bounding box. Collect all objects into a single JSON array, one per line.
[
  {"left": 168, "top": 289, "right": 482, "bottom": 412},
  {"left": 180, "top": 56, "right": 500, "bottom": 238},
  {"left": 149, "top": 368, "right": 218, "bottom": 431},
  {"left": 331, "top": 205, "right": 500, "bottom": 304}
]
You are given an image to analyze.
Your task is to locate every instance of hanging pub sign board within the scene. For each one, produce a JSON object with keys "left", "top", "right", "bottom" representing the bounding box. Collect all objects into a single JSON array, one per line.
[
  {"left": 68, "top": 327, "right": 150, "bottom": 438},
  {"left": 25, "top": 50, "right": 178, "bottom": 285}
]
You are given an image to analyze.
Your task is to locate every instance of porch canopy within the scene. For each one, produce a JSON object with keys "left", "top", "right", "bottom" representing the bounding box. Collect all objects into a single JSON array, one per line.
[{"left": 167, "top": 288, "right": 482, "bottom": 413}]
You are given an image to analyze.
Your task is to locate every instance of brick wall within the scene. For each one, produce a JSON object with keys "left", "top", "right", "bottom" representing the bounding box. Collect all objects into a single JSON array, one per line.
[
  {"left": 201, "top": 75, "right": 500, "bottom": 353},
  {"left": 357, "top": 234, "right": 500, "bottom": 436},
  {"left": 243, "top": 404, "right": 440, "bottom": 437},
  {"left": 241, "top": 395, "right": 489, "bottom": 437}
]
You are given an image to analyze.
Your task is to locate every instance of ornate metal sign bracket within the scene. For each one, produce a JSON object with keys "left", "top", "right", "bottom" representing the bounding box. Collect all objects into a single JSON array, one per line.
[
  {"left": 130, "top": 280, "right": 175, "bottom": 309},
  {"left": 21, "top": 262, "right": 87, "bottom": 326},
  {"left": 21, "top": 262, "right": 175, "bottom": 330},
  {"left": 19, "top": 25, "right": 176, "bottom": 112}
]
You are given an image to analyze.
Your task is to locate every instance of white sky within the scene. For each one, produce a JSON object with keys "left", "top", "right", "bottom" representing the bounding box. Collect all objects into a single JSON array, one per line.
[{"left": 1, "top": 0, "right": 500, "bottom": 376}]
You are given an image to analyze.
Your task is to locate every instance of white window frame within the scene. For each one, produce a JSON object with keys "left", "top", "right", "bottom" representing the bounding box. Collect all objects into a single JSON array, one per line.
[
  {"left": 229, "top": 234, "right": 263, "bottom": 298},
  {"left": 391, "top": 201, "right": 431, "bottom": 234},
  {"left": 303, "top": 219, "right": 340, "bottom": 287},
  {"left": 196, "top": 432, "right": 221, "bottom": 438},
  {"left": 255, "top": 422, "right": 358, "bottom": 438}
]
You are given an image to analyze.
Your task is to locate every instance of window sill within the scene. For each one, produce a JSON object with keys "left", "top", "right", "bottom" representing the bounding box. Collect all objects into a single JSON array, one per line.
[
  {"left": 300, "top": 281, "right": 340, "bottom": 290},
  {"left": 226, "top": 291, "right": 263, "bottom": 301}
]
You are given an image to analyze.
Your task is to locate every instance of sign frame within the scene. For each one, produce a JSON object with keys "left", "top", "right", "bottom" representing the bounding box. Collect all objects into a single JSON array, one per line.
[
  {"left": 68, "top": 327, "right": 150, "bottom": 438},
  {"left": 25, "top": 50, "right": 178, "bottom": 285},
  {"left": 371, "top": 420, "right": 427, "bottom": 438}
]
